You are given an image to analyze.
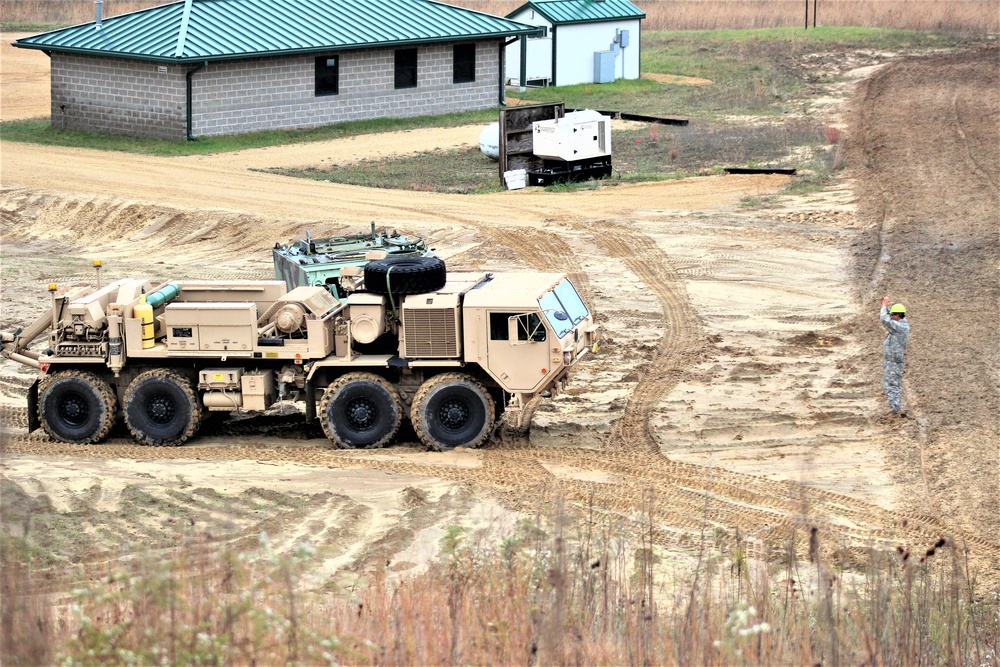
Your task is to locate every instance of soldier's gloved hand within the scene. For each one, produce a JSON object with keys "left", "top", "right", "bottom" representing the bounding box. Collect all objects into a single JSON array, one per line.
[{"left": 880, "top": 296, "right": 891, "bottom": 307}]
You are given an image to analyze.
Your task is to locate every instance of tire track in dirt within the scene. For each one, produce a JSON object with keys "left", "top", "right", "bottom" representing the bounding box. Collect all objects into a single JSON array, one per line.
[
  {"left": 5, "top": 194, "right": 996, "bottom": 575},
  {"left": 481, "top": 225, "right": 592, "bottom": 300},
  {"left": 592, "top": 226, "right": 703, "bottom": 454},
  {"left": 7, "top": 433, "right": 991, "bottom": 569},
  {"left": 952, "top": 88, "right": 999, "bottom": 196},
  {"left": 435, "top": 221, "right": 997, "bottom": 566}
]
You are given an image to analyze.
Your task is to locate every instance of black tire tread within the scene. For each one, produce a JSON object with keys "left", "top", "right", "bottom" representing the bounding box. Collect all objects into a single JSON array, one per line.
[
  {"left": 319, "top": 372, "right": 402, "bottom": 449},
  {"left": 38, "top": 369, "right": 117, "bottom": 444},
  {"left": 364, "top": 256, "right": 446, "bottom": 295},
  {"left": 123, "top": 368, "right": 201, "bottom": 447},
  {"left": 410, "top": 372, "right": 495, "bottom": 451}
]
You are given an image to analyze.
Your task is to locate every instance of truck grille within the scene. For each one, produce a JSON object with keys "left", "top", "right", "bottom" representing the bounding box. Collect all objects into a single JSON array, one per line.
[{"left": 404, "top": 308, "right": 458, "bottom": 358}]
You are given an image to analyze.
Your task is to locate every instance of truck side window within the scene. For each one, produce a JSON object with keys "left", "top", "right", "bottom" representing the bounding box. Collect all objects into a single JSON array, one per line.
[
  {"left": 489, "top": 313, "right": 546, "bottom": 341},
  {"left": 490, "top": 312, "right": 510, "bottom": 340}
]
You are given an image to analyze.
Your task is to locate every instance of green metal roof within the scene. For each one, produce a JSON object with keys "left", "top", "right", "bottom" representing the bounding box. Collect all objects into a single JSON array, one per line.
[
  {"left": 507, "top": 0, "right": 644, "bottom": 25},
  {"left": 13, "top": 0, "right": 542, "bottom": 64}
]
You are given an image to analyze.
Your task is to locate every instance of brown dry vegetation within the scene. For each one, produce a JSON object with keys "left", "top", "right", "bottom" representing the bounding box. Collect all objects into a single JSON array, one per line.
[
  {"left": 4, "top": 0, "right": 998, "bottom": 32},
  {"left": 3, "top": 507, "right": 997, "bottom": 666}
]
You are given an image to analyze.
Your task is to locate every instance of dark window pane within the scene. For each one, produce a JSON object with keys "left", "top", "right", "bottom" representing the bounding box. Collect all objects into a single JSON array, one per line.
[
  {"left": 453, "top": 43, "right": 475, "bottom": 84},
  {"left": 315, "top": 55, "right": 339, "bottom": 96},
  {"left": 395, "top": 48, "right": 418, "bottom": 89},
  {"left": 490, "top": 312, "right": 509, "bottom": 341}
]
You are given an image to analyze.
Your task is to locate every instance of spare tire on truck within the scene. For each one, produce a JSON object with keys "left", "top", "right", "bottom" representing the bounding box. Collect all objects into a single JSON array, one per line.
[{"left": 364, "top": 256, "right": 446, "bottom": 295}]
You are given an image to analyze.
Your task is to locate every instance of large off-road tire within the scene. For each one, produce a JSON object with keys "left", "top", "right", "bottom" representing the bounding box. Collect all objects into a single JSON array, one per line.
[
  {"left": 410, "top": 373, "right": 495, "bottom": 451},
  {"left": 123, "top": 369, "right": 201, "bottom": 446},
  {"left": 320, "top": 372, "right": 403, "bottom": 449},
  {"left": 364, "top": 256, "right": 446, "bottom": 295},
  {"left": 38, "top": 370, "right": 117, "bottom": 444}
]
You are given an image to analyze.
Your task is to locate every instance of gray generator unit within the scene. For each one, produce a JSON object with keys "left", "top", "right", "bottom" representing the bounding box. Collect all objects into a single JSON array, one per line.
[{"left": 527, "top": 109, "right": 613, "bottom": 186}]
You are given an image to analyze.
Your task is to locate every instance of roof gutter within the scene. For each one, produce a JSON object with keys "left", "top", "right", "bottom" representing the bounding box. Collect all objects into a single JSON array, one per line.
[{"left": 186, "top": 61, "right": 207, "bottom": 141}]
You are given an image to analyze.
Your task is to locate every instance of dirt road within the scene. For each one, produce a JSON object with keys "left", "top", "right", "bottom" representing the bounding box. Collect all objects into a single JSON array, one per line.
[{"left": 2, "top": 43, "right": 997, "bottom": 586}]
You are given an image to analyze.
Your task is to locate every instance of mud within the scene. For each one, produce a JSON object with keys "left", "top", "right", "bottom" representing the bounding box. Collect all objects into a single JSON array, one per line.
[{"left": 1, "top": 37, "right": 997, "bottom": 587}]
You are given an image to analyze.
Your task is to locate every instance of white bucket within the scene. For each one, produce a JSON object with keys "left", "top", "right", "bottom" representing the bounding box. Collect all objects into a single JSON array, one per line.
[{"left": 504, "top": 169, "right": 527, "bottom": 190}]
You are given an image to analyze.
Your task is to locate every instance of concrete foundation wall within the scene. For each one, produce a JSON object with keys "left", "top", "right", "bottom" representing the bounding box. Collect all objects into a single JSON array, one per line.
[{"left": 49, "top": 40, "right": 501, "bottom": 139}]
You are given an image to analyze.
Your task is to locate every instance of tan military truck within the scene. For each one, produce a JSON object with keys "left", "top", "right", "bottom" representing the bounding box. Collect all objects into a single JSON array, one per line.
[{"left": 1, "top": 257, "right": 597, "bottom": 451}]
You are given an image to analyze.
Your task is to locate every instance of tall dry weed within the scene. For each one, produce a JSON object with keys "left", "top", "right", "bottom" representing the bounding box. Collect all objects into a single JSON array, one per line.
[
  {"left": 3, "top": 0, "right": 998, "bottom": 32},
  {"left": 6, "top": 496, "right": 991, "bottom": 666},
  {"left": 0, "top": 540, "right": 53, "bottom": 666}
]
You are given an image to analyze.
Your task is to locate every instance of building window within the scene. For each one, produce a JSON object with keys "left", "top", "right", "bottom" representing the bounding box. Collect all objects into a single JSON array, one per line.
[
  {"left": 395, "top": 48, "right": 418, "bottom": 89},
  {"left": 315, "top": 55, "right": 339, "bottom": 96},
  {"left": 453, "top": 43, "right": 475, "bottom": 83}
]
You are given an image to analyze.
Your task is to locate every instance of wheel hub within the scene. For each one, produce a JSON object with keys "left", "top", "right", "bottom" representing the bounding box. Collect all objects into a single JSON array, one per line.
[
  {"left": 346, "top": 397, "right": 377, "bottom": 430},
  {"left": 147, "top": 394, "right": 176, "bottom": 425},
  {"left": 438, "top": 398, "right": 469, "bottom": 430},
  {"left": 58, "top": 393, "right": 89, "bottom": 426}
]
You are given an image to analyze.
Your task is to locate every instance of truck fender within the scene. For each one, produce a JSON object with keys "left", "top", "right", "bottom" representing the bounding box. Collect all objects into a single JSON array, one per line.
[{"left": 27, "top": 379, "right": 40, "bottom": 433}]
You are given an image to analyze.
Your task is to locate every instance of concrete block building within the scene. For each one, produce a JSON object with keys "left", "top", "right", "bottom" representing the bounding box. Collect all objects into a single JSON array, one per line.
[
  {"left": 14, "top": 0, "right": 541, "bottom": 139},
  {"left": 504, "top": 0, "right": 644, "bottom": 88}
]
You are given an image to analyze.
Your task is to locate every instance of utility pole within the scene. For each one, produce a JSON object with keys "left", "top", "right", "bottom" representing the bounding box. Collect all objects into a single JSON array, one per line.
[{"left": 804, "top": 0, "right": 809, "bottom": 30}]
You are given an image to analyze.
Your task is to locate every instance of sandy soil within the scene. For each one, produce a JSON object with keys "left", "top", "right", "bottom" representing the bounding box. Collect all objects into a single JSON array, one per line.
[
  {"left": 1, "top": 37, "right": 997, "bottom": 588},
  {"left": 0, "top": 34, "right": 50, "bottom": 121}
]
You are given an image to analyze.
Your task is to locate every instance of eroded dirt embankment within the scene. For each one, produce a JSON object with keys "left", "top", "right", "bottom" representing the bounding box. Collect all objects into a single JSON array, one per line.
[{"left": 847, "top": 46, "right": 1000, "bottom": 545}]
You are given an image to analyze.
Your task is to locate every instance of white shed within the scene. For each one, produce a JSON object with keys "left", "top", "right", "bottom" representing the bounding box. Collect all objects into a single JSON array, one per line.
[{"left": 505, "top": 0, "right": 644, "bottom": 87}]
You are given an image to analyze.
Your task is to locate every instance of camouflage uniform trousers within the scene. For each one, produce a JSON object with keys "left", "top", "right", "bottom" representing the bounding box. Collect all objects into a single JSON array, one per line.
[{"left": 883, "top": 359, "right": 905, "bottom": 413}]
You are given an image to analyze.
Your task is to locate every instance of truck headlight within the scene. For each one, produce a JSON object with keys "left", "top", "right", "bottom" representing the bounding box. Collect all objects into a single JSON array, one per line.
[{"left": 563, "top": 351, "right": 573, "bottom": 365}]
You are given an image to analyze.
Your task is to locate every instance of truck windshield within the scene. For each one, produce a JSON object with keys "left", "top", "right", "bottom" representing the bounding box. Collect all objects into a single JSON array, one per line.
[{"left": 538, "top": 279, "right": 589, "bottom": 339}]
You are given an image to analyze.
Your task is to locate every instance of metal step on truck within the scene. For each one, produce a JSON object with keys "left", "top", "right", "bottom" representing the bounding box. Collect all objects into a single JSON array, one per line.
[{"left": 1, "top": 257, "right": 598, "bottom": 451}]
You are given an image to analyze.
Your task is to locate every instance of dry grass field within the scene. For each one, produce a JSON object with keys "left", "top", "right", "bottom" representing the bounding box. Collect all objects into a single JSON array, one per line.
[{"left": 4, "top": 0, "right": 998, "bottom": 32}]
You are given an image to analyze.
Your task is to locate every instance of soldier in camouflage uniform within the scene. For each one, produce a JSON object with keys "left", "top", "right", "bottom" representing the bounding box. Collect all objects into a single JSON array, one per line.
[{"left": 879, "top": 296, "right": 910, "bottom": 416}]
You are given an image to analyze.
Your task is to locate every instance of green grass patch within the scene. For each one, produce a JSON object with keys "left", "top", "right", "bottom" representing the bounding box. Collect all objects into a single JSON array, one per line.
[
  {"left": 271, "top": 145, "right": 506, "bottom": 194},
  {"left": 0, "top": 109, "right": 498, "bottom": 156},
  {"left": 272, "top": 120, "right": 834, "bottom": 193},
  {"left": 1, "top": 22, "right": 64, "bottom": 31},
  {"left": 523, "top": 27, "right": 973, "bottom": 121}
]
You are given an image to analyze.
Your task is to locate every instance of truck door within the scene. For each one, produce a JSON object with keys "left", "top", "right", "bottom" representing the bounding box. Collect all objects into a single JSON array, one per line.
[{"left": 485, "top": 311, "right": 550, "bottom": 391}]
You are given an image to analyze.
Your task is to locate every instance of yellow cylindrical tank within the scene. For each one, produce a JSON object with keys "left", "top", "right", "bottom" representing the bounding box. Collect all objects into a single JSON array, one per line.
[{"left": 135, "top": 294, "right": 155, "bottom": 349}]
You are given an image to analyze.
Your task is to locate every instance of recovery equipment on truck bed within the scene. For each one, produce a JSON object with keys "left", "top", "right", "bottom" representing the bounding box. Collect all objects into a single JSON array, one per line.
[{"left": 272, "top": 223, "right": 431, "bottom": 299}]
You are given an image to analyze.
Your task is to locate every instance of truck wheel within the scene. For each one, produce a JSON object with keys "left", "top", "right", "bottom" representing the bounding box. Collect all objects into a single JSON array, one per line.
[
  {"left": 320, "top": 372, "right": 403, "bottom": 449},
  {"left": 364, "top": 256, "right": 446, "bottom": 295},
  {"left": 410, "top": 373, "right": 495, "bottom": 451},
  {"left": 38, "top": 370, "right": 117, "bottom": 444},
  {"left": 124, "top": 369, "right": 201, "bottom": 446}
]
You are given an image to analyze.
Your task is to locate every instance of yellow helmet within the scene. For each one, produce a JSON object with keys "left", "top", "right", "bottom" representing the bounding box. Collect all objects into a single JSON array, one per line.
[{"left": 889, "top": 303, "right": 906, "bottom": 314}]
